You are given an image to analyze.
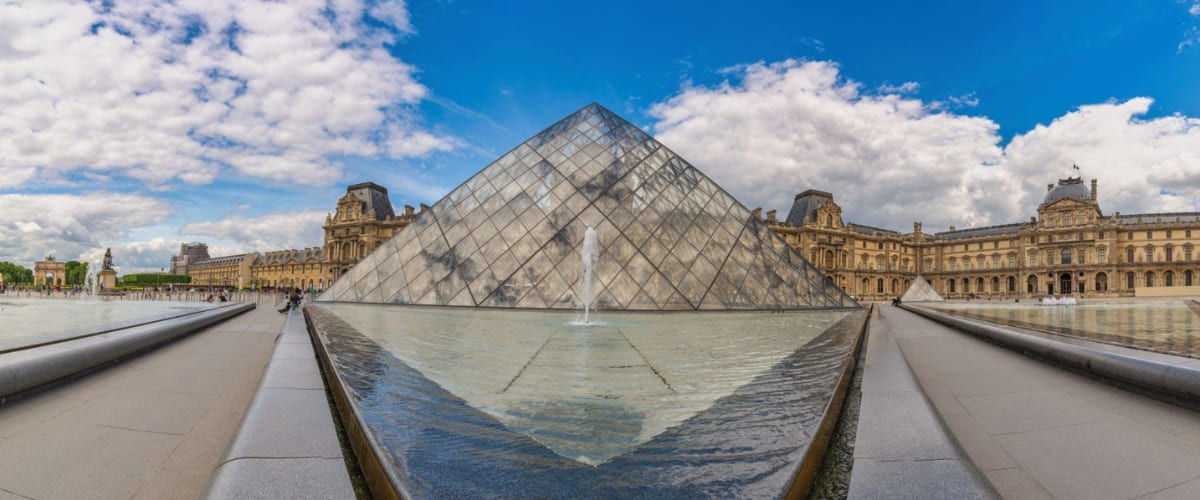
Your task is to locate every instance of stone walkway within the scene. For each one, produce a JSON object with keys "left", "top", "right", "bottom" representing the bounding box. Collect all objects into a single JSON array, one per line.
[
  {"left": 881, "top": 305, "right": 1200, "bottom": 499},
  {"left": 0, "top": 305, "right": 284, "bottom": 500}
]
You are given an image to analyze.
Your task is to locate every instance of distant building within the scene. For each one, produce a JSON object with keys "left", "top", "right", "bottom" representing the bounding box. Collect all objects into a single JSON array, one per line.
[
  {"left": 169, "top": 242, "right": 210, "bottom": 276},
  {"left": 34, "top": 255, "right": 66, "bottom": 287},
  {"left": 184, "top": 183, "right": 420, "bottom": 289},
  {"left": 767, "top": 176, "right": 1200, "bottom": 300}
]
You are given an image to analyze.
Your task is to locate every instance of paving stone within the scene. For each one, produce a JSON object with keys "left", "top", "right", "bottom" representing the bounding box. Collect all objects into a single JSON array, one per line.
[
  {"left": 205, "top": 457, "right": 353, "bottom": 500},
  {"left": 224, "top": 387, "right": 342, "bottom": 459},
  {"left": 995, "top": 418, "right": 1200, "bottom": 499},
  {"left": 982, "top": 468, "right": 1053, "bottom": 500},
  {"left": 848, "top": 458, "right": 992, "bottom": 499},
  {"left": 0, "top": 394, "right": 85, "bottom": 438}
]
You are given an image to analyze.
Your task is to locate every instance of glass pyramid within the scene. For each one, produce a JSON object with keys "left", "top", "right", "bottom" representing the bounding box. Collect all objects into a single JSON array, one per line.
[
  {"left": 319, "top": 103, "right": 857, "bottom": 310},
  {"left": 900, "top": 275, "right": 944, "bottom": 302}
]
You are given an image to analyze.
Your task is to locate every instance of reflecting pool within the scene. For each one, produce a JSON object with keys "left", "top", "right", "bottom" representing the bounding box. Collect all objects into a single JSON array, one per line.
[
  {"left": 923, "top": 301, "right": 1200, "bottom": 359},
  {"left": 0, "top": 298, "right": 220, "bottom": 352},
  {"left": 308, "top": 303, "right": 866, "bottom": 498}
]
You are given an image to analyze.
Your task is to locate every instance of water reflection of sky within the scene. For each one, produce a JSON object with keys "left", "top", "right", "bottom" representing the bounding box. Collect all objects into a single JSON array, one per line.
[
  {"left": 926, "top": 301, "right": 1200, "bottom": 359},
  {"left": 0, "top": 298, "right": 218, "bottom": 352},
  {"left": 309, "top": 303, "right": 866, "bottom": 497}
]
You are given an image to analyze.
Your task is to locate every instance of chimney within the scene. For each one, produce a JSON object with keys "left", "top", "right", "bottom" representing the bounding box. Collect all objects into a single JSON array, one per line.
[
  {"left": 404, "top": 205, "right": 414, "bottom": 216},
  {"left": 1090, "top": 179, "right": 1097, "bottom": 201},
  {"left": 1030, "top": 216, "right": 1037, "bottom": 224},
  {"left": 766, "top": 209, "right": 777, "bottom": 222},
  {"left": 914, "top": 221, "right": 922, "bottom": 234},
  {"left": 752, "top": 207, "right": 762, "bottom": 219},
  {"left": 949, "top": 225, "right": 956, "bottom": 231},
  {"left": 1047, "top": 183, "right": 1054, "bottom": 192},
  {"left": 419, "top": 203, "right": 430, "bottom": 212}
]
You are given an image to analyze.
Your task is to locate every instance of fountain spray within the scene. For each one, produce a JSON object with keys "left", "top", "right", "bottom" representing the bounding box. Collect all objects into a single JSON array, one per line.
[{"left": 580, "top": 227, "right": 598, "bottom": 324}]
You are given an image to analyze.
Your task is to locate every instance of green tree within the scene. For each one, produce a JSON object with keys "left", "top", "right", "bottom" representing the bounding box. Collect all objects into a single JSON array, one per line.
[
  {"left": 0, "top": 262, "right": 33, "bottom": 284},
  {"left": 65, "top": 260, "right": 89, "bottom": 286}
]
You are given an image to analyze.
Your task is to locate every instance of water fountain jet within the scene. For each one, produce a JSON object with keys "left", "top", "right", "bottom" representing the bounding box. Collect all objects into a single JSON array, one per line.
[{"left": 579, "top": 227, "right": 598, "bottom": 325}]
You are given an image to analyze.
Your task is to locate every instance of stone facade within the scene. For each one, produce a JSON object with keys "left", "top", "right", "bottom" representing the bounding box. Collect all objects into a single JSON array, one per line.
[
  {"left": 33, "top": 256, "right": 66, "bottom": 287},
  {"left": 768, "top": 177, "right": 1200, "bottom": 300},
  {"left": 183, "top": 183, "right": 418, "bottom": 290},
  {"left": 188, "top": 253, "right": 257, "bottom": 287}
]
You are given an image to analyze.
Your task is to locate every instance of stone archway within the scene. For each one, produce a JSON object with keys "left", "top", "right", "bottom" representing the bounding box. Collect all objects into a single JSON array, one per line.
[{"left": 1059, "top": 273, "right": 1072, "bottom": 295}]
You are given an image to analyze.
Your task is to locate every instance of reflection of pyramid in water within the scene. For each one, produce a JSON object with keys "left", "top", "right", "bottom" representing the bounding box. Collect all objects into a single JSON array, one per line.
[
  {"left": 319, "top": 103, "right": 856, "bottom": 310},
  {"left": 900, "top": 275, "right": 944, "bottom": 302}
]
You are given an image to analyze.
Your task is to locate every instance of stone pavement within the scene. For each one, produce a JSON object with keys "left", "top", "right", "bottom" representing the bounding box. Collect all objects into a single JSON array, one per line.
[
  {"left": 0, "top": 305, "right": 285, "bottom": 500},
  {"left": 880, "top": 305, "right": 1200, "bottom": 499}
]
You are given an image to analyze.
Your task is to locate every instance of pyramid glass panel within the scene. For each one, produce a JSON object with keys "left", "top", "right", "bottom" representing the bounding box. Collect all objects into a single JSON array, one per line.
[
  {"left": 319, "top": 103, "right": 856, "bottom": 311},
  {"left": 901, "top": 275, "right": 945, "bottom": 302},
  {"left": 307, "top": 104, "right": 867, "bottom": 498}
]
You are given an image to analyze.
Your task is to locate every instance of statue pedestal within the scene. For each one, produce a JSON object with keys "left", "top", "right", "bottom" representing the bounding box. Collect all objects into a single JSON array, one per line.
[{"left": 98, "top": 270, "right": 117, "bottom": 291}]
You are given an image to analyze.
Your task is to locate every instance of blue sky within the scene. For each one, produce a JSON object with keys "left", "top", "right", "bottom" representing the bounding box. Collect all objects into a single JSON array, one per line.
[{"left": 1, "top": 0, "right": 1198, "bottom": 272}]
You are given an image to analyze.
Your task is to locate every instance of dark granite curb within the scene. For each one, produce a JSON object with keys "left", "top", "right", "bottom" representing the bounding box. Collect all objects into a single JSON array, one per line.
[
  {"left": 785, "top": 305, "right": 872, "bottom": 499},
  {"left": 203, "top": 308, "right": 355, "bottom": 500},
  {"left": 0, "top": 301, "right": 254, "bottom": 400},
  {"left": 848, "top": 306, "right": 997, "bottom": 499},
  {"left": 901, "top": 304, "right": 1200, "bottom": 408}
]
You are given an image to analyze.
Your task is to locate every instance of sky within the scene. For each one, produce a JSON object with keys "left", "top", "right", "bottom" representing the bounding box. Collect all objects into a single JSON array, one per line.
[{"left": 1, "top": 0, "right": 1199, "bottom": 273}]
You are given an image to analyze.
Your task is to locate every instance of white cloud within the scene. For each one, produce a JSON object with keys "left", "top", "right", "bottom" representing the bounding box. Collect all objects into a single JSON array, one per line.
[
  {"left": 1191, "top": 1, "right": 1200, "bottom": 16},
  {"left": 878, "top": 81, "right": 919, "bottom": 94},
  {"left": 79, "top": 238, "right": 181, "bottom": 274},
  {"left": 0, "top": 192, "right": 171, "bottom": 266},
  {"left": 1003, "top": 98, "right": 1200, "bottom": 215},
  {"left": 0, "top": 0, "right": 453, "bottom": 189},
  {"left": 179, "top": 209, "right": 329, "bottom": 254},
  {"left": 649, "top": 59, "right": 1200, "bottom": 232},
  {"left": 649, "top": 60, "right": 1012, "bottom": 231}
]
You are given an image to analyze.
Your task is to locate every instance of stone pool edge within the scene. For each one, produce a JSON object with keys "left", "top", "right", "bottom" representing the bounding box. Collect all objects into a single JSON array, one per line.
[
  {"left": 0, "top": 301, "right": 254, "bottom": 400},
  {"left": 900, "top": 304, "right": 1200, "bottom": 408}
]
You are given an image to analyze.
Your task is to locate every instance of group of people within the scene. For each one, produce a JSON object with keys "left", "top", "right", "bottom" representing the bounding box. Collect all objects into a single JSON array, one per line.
[{"left": 278, "top": 288, "right": 304, "bottom": 313}]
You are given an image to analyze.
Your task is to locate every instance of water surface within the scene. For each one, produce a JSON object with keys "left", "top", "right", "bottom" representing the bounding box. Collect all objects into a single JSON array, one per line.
[
  {"left": 309, "top": 303, "right": 866, "bottom": 498},
  {"left": 924, "top": 301, "right": 1200, "bottom": 359},
  {"left": 0, "top": 297, "right": 220, "bottom": 352}
]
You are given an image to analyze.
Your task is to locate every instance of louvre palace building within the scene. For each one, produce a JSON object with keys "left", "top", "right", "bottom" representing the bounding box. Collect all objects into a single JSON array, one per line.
[
  {"left": 181, "top": 182, "right": 422, "bottom": 290},
  {"left": 182, "top": 174, "right": 1198, "bottom": 301},
  {"left": 771, "top": 176, "right": 1200, "bottom": 300}
]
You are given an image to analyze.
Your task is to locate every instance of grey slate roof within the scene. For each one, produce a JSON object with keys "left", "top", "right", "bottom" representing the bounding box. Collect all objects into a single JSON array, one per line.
[
  {"left": 1116, "top": 212, "right": 1200, "bottom": 225},
  {"left": 346, "top": 182, "right": 395, "bottom": 221},
  {"left": 934, "top": 222, "right": 1024, "bottom": 240},
  {"left": 1043, "top": 177, "right": 1091, "bottom": 205},
  {"left": 785, "top": 190, "right": 834, "bottom": 226},
  {"left": 848, "top": 223, "right": 899, "bottom": 237}
]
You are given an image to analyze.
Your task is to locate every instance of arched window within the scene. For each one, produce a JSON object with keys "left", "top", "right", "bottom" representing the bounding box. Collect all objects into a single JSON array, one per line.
[
  {"left": 948, "top": 279, "right": 956, "bottom": 293},
  {"left": 1166, "top": 246, "right": 1175, "bottom": 262},
  {"left": 962, "top": 278, "right": 969, "bottom": 293},
  {"left": 991, "top": 277, "right": 999, "bottom": 292},
  {"left": 1127, "top": 247, "right": 1135, "bottom": 263},
  {"left": 1095, "top": 273, "right": 1108, "bottom": 292},
  {"left": 1188, "top": 270, "right": 1195, "bottom": 287},
  {"left": 877, "top": 278, "right": 884, "bottom": 294},
  {"left": 826, "top": 214, "right": 833, "bottom": 227},
  {"left": 1007, "top": 276, "right": 1016, "bottom": 292},
  {"left": 975, "top": 277, "right": 984, "bottom": 292},
  {"left": 1027, "top": 275, "right": 1038, "bottom": 293},
  {"left": 1126, "top": 272, "right": 1135, "bottom": 289},
  {"left": 1146, "top": 272, "right": 1156, "bottom": 287},
  {"left": 890, "top": 279, "right": 898, "bottom": 293},
  {"left": 1166, "top": 271, "right": 1175, "bottom": 287},
  {"left": 861, "top": 278, "right": 870, "bottom": 294}
]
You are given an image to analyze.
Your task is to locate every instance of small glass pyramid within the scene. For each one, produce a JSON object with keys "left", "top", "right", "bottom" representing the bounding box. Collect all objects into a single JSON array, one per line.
[
  {"left": 900, "top": 275, "right": 944, "bottom": 302},
  {"left": 319, "top": 103, "right": 857, "bottom": 310}
]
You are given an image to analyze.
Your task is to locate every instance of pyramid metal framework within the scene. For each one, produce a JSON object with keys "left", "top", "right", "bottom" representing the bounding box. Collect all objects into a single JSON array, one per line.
[
  {"left": 319, "top": 104, "right": 857, "bottom": 310},
  {"left": 900, "top": 276, "right": 944, "bottom": 302}
]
